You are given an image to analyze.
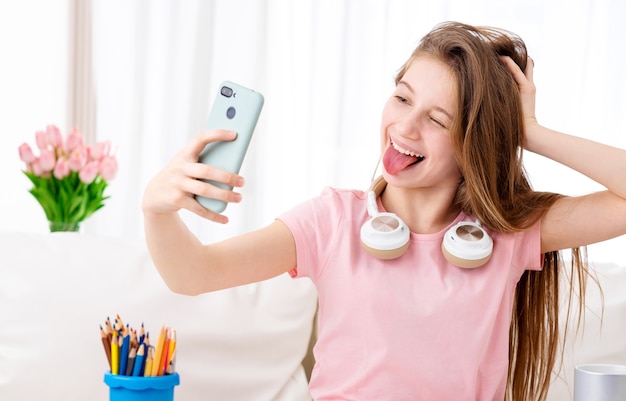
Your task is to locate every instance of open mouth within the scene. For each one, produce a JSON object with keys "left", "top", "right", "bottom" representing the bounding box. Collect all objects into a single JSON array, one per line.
[{"left": 382, "top": 141, "right": 425, "bottom": 175}]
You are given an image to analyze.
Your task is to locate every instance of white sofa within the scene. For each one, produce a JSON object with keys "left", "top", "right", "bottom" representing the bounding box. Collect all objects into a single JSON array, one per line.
[
  {"left": 0, "top": 231, "right": 318, "bottom": 401},
  {"left": 0, "top": 230, "right": 624, "bottom": 401}
]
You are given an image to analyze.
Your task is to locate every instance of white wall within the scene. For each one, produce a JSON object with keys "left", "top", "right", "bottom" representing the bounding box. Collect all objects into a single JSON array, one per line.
[
  {"left": 1, "top": 1, "right": 625, "bottom": 263},
  {"left": 0, "top": 0, "right": 69, "bottom": 233}
]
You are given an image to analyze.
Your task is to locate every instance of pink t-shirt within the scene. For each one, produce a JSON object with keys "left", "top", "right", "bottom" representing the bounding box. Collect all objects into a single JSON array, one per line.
[{"left": 278, "top": 187, "right": 542, "bottom": 401}]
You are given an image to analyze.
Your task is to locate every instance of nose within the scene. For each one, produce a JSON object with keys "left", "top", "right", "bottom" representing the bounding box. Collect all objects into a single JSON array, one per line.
[{"left": 393, "top": 113, "right": 421, "bottom": 140}]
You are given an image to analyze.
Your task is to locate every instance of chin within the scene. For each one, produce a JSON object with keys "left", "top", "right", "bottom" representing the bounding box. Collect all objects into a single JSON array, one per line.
[{"left": 381, "top": 171, "right": 401, "bottom": 185}]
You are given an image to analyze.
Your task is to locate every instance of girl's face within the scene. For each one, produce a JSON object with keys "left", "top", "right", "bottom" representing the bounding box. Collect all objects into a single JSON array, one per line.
[{"left": 380, "top": 56, "right": 461, "bottom": 189}]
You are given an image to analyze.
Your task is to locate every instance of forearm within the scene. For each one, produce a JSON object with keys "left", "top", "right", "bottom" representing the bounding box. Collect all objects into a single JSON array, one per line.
[
  {"left": 143, "top": 211, "right": 206, "bottom": 294},
  {"left": 525, "top": 124, "right": 626, "bottom": 199}
]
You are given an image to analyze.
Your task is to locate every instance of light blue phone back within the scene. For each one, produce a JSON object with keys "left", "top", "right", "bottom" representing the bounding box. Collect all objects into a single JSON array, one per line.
[{"left": 196, "top": 81, "right": 264, "bottom": 213}]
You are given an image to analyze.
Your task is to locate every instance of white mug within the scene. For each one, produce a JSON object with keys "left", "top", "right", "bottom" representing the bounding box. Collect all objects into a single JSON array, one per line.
[{"left": 574, "top": 364, "right": 626, "bottom": 401}]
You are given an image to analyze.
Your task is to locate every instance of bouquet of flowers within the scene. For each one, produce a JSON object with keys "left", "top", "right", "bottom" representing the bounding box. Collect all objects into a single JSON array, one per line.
[{"left": 18, "top": 124, "right": 118, "bottom": 232}]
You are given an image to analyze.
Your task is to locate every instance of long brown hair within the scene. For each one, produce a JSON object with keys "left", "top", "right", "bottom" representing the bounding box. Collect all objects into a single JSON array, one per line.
[{"left": 395, "top": 22, "right": 588, "bottom": 401}]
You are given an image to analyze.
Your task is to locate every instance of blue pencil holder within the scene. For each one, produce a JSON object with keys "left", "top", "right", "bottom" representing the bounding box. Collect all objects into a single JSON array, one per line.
[{"left": 104, "top": 373, "right": 180, "bottom": 401}]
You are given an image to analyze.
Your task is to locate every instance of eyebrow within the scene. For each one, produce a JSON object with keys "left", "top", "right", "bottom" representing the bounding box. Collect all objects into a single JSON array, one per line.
[{"left": 397, "top": 80, "right": 455, "bottom": 121}]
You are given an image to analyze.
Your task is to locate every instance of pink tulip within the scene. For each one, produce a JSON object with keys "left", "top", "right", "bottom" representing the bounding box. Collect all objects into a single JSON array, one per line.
[
  {"left": 53, "top": 157, "right": 70, "bottom": 179},
  {"left": 39, "top": 148, "right": 56, "bottom": 172},
  {"left": 89, "top": 141, "right": 112, "bottom": 161},
  {"left": 19, "top": 125, "right": 119, "bottom": 225},
  {"left": 99, "top": 156, "right": 118, "bottom": 181},
  {"left": 68, "top": 147, "right": 88, "bottom": 171},
  {"left": 35, "top": 130, "right": 48, "bottom": 150},
  {"left": 66, "top": 128, "right": 84, "bottom": 151},
  {"left": 31, "top": 159, "right": 44, "bottom": 176},
  {"left": 79, "top": 161, "right": 99, "bottom": 184},
  {"left": 19, "top": 143, "right": 36, "bottom": 164},
  {"left": 87, "top": 144, "right": 99, "bottom": 161},
  {"left": 46, "top": 125, "right": 63, "bottom": 147},
  {"left": 101, "top": 141, "right": 112, "bottom": 157}
]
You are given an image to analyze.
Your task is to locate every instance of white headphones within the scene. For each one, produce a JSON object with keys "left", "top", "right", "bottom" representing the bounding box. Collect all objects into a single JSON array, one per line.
[{"left": 360, "top": 176, "right": 493, "bottom": 268}]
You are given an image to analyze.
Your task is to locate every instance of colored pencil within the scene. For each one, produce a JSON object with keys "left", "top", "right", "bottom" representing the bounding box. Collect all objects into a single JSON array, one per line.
[
  {"left": 132, "top": 343, "right": 146, "bottom": 376},
  {"left": 139, "top": 322, "right": 145, "bottom": 344},
  {"left": 119, "top": 333, "right": 130, "bottom": 376},
  {"left": 100, "top": 316, "right": 176, "bottom": 376},
  {"left": 151, "top": 325, "right": 166, "bottom": 376},
  {"left": 111, "top": 330, "right": 119, "bottom": 374},
  {"left": 115, "top": 314, "right": 125, "bottom": 332},
  {"left": 159, "top": 328, "right": 171, "bottom": 376},
  {"left": 144, "top": 346, "right": 154, "bottom": 377},
  {"left": 125, "top": 346, "right": 137, "bottom": 376},
  {"left": 166, "top": 330, "right": 177, "bottom": 370},
  {"left": 130, "top": 328, "right": 138, "bottom": 350},
  {"left": 105, "top": 317, "right": 114, "bottom": 335},
  {"left": 100, "top": 325, "right": 112, "bottom": 370},
  {"left": 166, "top": 350, "right": 176, "bottom": 374}
]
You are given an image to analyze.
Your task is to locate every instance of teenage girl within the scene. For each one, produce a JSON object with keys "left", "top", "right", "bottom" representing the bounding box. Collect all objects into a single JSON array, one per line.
[{"left": 142, "top": 21, "right": 626, "bottom": 401}]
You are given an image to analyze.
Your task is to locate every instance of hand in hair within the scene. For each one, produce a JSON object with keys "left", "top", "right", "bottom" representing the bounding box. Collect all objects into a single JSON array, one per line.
[{"left": 501, "top": 55, "right": 538, "bottom": 150}]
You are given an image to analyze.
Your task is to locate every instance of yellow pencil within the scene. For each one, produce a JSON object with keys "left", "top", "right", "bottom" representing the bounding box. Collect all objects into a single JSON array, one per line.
[
  {"left": 151, "top": 325, "right": 166, "bottom": 376},
  {"left": 144, "top": 346, "right": 154, "bottom": 377},
  {"left": 111, "top": 330, "right": 119, "bottom": 374}
]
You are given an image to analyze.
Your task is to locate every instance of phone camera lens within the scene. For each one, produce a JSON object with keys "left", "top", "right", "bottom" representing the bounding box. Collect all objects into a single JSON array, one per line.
[
  {"left": 221, "top": 86, "right": 233, "bottom": 97},
  {"left": 226, "top": 106, "right": 236, "bottom": 119}
]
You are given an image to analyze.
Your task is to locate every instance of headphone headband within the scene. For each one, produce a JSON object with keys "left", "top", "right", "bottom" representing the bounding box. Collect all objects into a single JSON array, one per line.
[{"left": 370, "top": 175, "right": 388, "bottom": 197}]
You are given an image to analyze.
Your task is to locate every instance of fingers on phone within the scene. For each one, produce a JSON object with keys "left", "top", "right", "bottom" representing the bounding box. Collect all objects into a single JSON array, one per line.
[
  {"left": 187, "top": 178, "right": 240, "bottom": 203},
  {"left": 186, "top": 197, "right": 229, "bottom": 223},
  {"left": 200, "top": 129, "right": 237, "bottom": 144},
  {"left": 188, "top": 130, "right": 237, "bottom": 156},
  {"left": 187, "top": 162, "right": 244, "bottom": 187}
]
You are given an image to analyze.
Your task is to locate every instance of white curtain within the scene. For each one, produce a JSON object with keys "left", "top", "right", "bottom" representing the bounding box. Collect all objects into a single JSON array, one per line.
[{"left": 88, "top": 0, "right": 626, "bottom": 259}]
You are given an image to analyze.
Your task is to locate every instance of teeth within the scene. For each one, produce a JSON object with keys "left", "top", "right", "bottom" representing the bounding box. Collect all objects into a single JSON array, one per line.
[{"left": 392, "top": 141, "right": 424, "bottom": 159}]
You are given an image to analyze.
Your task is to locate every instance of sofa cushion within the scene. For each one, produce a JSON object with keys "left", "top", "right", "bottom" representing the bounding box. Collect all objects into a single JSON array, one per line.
[{"left": 0, "top": 230, "right": 318, "bottom": 401}]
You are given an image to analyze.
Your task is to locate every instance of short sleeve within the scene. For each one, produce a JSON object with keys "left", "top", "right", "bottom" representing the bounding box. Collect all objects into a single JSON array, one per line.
[
  {"left": 277, "top": 187, "right": 358, "bottom": 281},
  {"left": 512, "top": 219, "right": 543, "bottom": 274}
]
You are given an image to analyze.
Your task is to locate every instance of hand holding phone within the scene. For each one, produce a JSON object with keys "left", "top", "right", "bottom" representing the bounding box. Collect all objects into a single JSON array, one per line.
[{"left": 195, "top": 81, "right": 264, "bottom": 213}]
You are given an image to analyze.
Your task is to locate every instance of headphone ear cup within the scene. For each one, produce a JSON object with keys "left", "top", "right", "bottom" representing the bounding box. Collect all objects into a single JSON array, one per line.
[
  {"left": 441, "top": 222, "right": 493, "bottom": 268},
  {"left": 360, "top": 212, "right": 410, "bottom": 260}
]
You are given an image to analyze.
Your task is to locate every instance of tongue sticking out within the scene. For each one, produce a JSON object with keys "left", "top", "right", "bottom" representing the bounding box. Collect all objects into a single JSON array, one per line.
[{"left": 382, "top": 145, "right": 421, "bottom": 175}]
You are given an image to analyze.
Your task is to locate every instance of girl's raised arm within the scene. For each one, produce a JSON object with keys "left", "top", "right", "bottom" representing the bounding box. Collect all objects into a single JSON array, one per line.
[
  {"left": 142, "top": 130, "right": 296, "bottom": 294},
  {"left": 502, "top": 56, "right": 626, "bottom": 252}
]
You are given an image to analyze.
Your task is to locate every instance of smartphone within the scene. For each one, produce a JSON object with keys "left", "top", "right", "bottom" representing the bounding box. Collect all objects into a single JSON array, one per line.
[{"left": 195, "top": 81, "right": 264, "bottom": 213}]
